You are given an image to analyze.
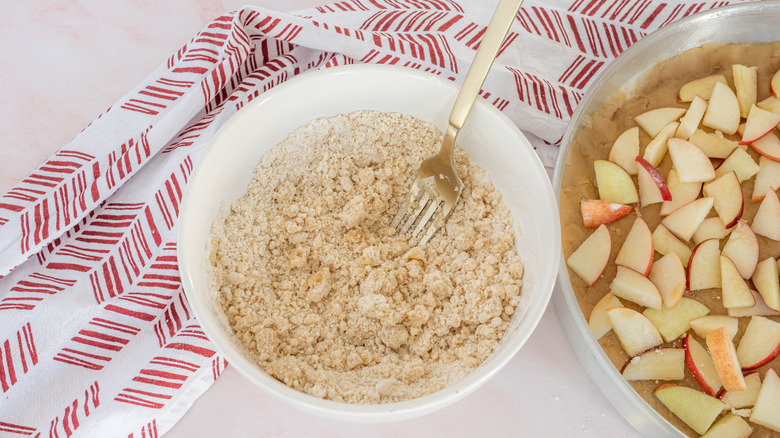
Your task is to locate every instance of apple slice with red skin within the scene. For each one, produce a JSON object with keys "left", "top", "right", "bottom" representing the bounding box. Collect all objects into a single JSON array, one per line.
[
  {"left": 733, "top": 64, "right": 757, "bottom": 118},
  {"left": 567, "top": 224, "right": 611, "bottom": 286},
  {"left": 594, "top": 160, "right": 639, "bottom": 204},
  {"left": 692, "top": 217, "right": 729, "bottom": 245},
  {"left": 689, "top": 129, "right": 739, "bottom": 159},
  {"left": 750, "top": 368, "right": 780, "bottom": 432},
  {"left": 654, "top": 383, "right": 726, "bottom": 435},
  {"left": 676, "top": 96, "right": 708, "bottom": 140},
  {"left": 703, "top": 81, "right": 741, "bottom": 135},
  {"left": 588, "top": 292, "right": 624, "bottom": 340},
  {"left": 736, "top": 315, "right": 780, "bottom": 371},
  {"left": 610, "top": 266, "right": 663, "bottom": 310},
  {"left": 668, "top": 138, "right": 716, "bottom": 183},
  {"left": 609, "top": 126, "right": 640, "bottom": 175},
  {"left": 580, "top": 199, "right": 633, "bottom": 228},
  {"left": 715, "top": 147, "right": 760, "bottom": 182},
  {"left": 607, "top": 307, "right": 664, "bottom": 357},
  {"left": 635, "top": 107, "right": 686, "bottom": 138},
  {"left": 688, "top": 238, "right": 721, "bottom": 291},
  {"left": 701, "top": 413, "right": 753, "bottom": 438},
  {"left": 661, "top": 196, "right": 714, "bottom": 242},
  {"left": 741, "top": 104, "right": 780, "bottom": 144},
  {"left": 660, "top": 168, "right": 701, "bottom": 216},
  {"left": 752, "top": 257, "right": 780, "bottom": 311},
  {"left": 689, "top": 315, "right": 738, "bottom": 340},
  {"left": 652, "top": 224, "right": 692, "bottom": 267},
  {"left": 750, "top": 130, "right": 780, "bottom": 161},
  {"left": 720, "top": 255, "right": 756, "bottom": 309},
  {"left": 728, "top": 290, "right": 780, "bottom": 318},
  {"left": 752, "top": 156, "right": 780, "bottom": 202},
  {"left": 706, "top": 326, "right": 746, "bottom": 392},
  {"left": 702, "top": 171, "right": 743, "bottom": 228},
  {"left": 772, "top": 69, "right": 780, "bottom": 98},
  {"left": 678, "top": 74, "right": 727, "bottom": 103},
  {"left": 615, "top": 217, "right": 654, "bottom": 275},
  {"left": 649, "top": 252, "right": 686, "bottom": 308},
  {"left": 683, "top": 333, "right": 723, "bottom": 396},
  {"left": 621, "top": 348, "right": 685, "bottom": 381},
  {"left": 636, "top": 156, "right": 672, "bottom": 206},
  {"left": 719, "top": 371, "right": 762, "bottom": 409},
  {"left": 721, "top": 220, "right": 759, "bottom": 279},
  {"left": 643, "top": 297, "right": 709, "bottom": 343}
]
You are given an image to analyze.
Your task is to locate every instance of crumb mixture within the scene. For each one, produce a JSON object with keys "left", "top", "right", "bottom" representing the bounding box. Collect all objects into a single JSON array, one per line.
[{"left": 208, "top": 111, "right": 524, "bottom": 403}]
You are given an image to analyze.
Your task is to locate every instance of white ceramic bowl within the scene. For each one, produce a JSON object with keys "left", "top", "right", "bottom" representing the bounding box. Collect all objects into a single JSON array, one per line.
[
  {"left": 178, "top": 64, "right": 560, "bottom": 423},
  {"left": 553, "top": 2, "right": 780, "bottom": 436}
]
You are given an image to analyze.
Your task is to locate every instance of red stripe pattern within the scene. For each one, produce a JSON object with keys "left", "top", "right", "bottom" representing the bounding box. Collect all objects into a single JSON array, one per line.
[{"left": 0, "top": 1, "right": 749, "bottom": 436}]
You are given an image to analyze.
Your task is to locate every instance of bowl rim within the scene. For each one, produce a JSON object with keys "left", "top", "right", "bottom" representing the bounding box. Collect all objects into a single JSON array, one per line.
[
  {"left": 552, "top": 1, "right": 780, "bottom": 436},
  {"left": 178, "top": 62, "right": 560, "bottom": 422}
]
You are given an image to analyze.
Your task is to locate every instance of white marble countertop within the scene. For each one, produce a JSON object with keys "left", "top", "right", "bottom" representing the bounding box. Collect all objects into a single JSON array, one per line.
[{"left": 1, "top": 1, "right": 639, "bottom": 436}]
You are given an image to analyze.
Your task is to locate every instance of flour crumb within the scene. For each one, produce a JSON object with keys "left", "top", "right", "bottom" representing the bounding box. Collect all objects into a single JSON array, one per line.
[{"left": 208, "top": 111, "right": 524, "bottom": 403}]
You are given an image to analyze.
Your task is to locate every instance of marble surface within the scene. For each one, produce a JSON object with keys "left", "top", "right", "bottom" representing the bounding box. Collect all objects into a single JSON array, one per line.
[{"left": 1, "top": 1, "right": 639, "bottom": 436}]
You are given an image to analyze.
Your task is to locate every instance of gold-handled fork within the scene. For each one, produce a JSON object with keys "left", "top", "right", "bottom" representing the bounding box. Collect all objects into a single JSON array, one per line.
[{"left": 391, "top": 0, "right": 524, "bottom": 245}]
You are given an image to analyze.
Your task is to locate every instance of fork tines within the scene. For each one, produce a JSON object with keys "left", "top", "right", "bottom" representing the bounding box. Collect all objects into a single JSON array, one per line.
[{"left": 391, "top": 178, "right": 444, "bottom": 244}]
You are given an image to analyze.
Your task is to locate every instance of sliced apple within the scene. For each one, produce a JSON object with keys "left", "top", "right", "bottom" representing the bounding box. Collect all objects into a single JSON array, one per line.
[
  {"left": 610, "top": 266, "right": 663, "bottom": 310},
  {"left": 609, "top": 126, "right": 640, "bottom": 175},
  {"left": 635, "top": 107, "right": 686, "bottom": 138},
  {"left": 728, "top": 289, "right": 780, "bottom": 317},
  {"left": 752, "top": 257, "right": 780, "bottom": 311},
  {"left": 654, "top": 384, "right": 726, "bottom": 435},
  {"left": 678, "top": 74, "right": 727, "bottom": 102},
  {"left": 741, "top": 104, "right": 780, "bottom": 145},
  {"left": 758, "top": 95, "right": 780, "bottom": 113},
  {"left": 667, "top": 138, "right": 716, "bottom": 183},
  {"left": 752, "top": 188, "right": 780, "bottom": 242},
  {"left": 614, "top": 217, "right": 654, "bottom": 275},
  {"left": 661, "top": 197, "right": 714, "bottom": 242},
  {"left": 649, "top": 252, "right": 686, "bottom": 308},
  {"left": 702, "top": 171, "right": 743, "bottom": 228},
  {"left": 567, "top": 224, "right": 611, "bottom": 286},
  {"left": 676, "top": 96, "right": 708, "bottom": 140},
  {"left": 749, "top": 368, "right": 780, "bottom": 432},
  {"left": 715, "top": 147, "right": 759, "bottom": 182},
  {"left": 636, "top": 156, "right": 672, "bottom": 206},
  {"left": 750, "top": 130, "right": 780, "bottom": 161},
  {"left": 689, "top": 129, "right": 739, "bottom": 159},
  {"left": 688, "top": 238, "right": 721, "bottom": 291},
  {"left": 643, "top": 121, "right": 679, "bottom": 167},
  {"left": 580, "top": 199, "right": 634, "bottom": 228},
  {"left": 719, "top": 371, "right": 762, "bottom": 409},
  {"left": 700, "top": 413, "right": 753, "bottom": 438},
  {"left": 594, "top": 159, "right": 639, "bottom": 204},
  {"left": 706, "top": 326, "right": 746, "bottom": 392},
  {"left": 621, "top": 348, "right": 685, "bottom": 381},
  {"left": 772, "top": 68, "right": 780, "bottom": 98},
  {"left": 733, "top": 64, "right": 757, "bottom": 118},
  {"left": 702, "top": 81, "right": 741, "bottom": 135},
  {"left": 689, "top": 315, "right": 738, "bottom": 340},
  {"left": 588, "top": 292, "right": 624, "bottom": 340},
  {"left": 607, "top": 307, "right": 664, "bottom": 357},
  {"left": 684, "top": 333, "right": 723, "bottom": 396},
  {"left": 652, "top": 224, "right": 693, "bottom": 267},
  {"left": 660, "top": 168, "right": 702, "bottom": 216},
  {"left": 752, "top": 156, "right": 780, "bottom": 202},
  {"left": 736, "top": 315, "right": 780, "bottom": 371},
  {"left": 721, "top": 220, "right": 759, "bottom": 279},
  {"left": 644, "top": 297, "right": 709, "bottom": 343},
  {"left": 692, "top": 217, "right": 729, "bottom": 245},
  {"left": 720, "top": 255, "right": 756, "bottom": 309}
]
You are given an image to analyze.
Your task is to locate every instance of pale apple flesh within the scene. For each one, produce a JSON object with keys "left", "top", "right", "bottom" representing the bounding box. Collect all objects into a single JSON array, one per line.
[
  {"left": 615, "top": 217, "right": 654, "bottom": 276},
  {"left": 683, "top": 334, "right": 722, "bottom": 396},
  {"left": 749, "top": 368, "right": 780, "bottom": 432},
  {"left": 621, "top": 348, "right": 685, "bottom": 381},
  {"left": 567, "top": 224, "right": 611, "bottom": 286},
  {"left": 736, "top": 316, "right": 780, "bottom": 371},
  {"left": 654, "top": 384, "right": 726, "bottom": 435}
]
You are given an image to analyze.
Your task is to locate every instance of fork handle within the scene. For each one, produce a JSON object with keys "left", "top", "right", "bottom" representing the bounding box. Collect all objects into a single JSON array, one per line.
[{"left": 449, "top": 0, "right": 524, "bottom": 133}]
